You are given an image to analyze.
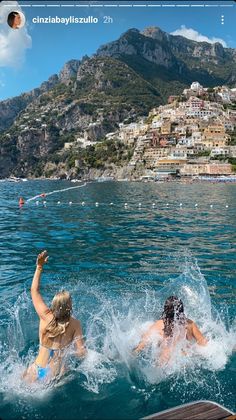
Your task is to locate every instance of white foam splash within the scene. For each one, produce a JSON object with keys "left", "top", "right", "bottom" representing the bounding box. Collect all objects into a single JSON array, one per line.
[{"left": 0, "top": 256, "right": 235, "bottom": 400}]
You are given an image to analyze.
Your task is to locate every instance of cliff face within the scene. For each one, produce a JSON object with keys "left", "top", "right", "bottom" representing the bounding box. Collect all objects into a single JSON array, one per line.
[
  {"left": 0, "top": 26, "right": 235, "bottom": 178},
  {"left": 59, "top": 59, "right": 81, "bottom": 84},
  {"left": 0, "top": 74, "right": 59, "bottom": 132},
  {"left": 141, "top": 26, "right": 226, "bottom": 59},
  {"left": 97, "top": 28, "right": 176, "bottom": 69},
  {"left": 96, "top": 26, "right": 236, "bottom": 92},
  {"left": 0, "top": 54, "right": 161, "bottom": 177},
  {"left": 0, "top": 93, "right": 38, "bottom": 133}
]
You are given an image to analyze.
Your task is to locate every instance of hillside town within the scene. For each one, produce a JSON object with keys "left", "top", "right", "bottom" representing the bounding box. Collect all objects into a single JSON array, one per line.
[
  {"left": 2, "top": 82, "right": 236, "bottom": 181},
  {"left": 110, "top": 82, "right": 236, "bottom": 179}
]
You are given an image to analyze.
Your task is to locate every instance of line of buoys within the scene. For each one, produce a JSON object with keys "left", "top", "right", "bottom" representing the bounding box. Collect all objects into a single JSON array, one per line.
[{"left": 30, "top": 202, "right": 230, "bottom": 210}]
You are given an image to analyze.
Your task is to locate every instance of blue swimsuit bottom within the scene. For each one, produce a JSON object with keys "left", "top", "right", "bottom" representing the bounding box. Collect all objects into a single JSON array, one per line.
[{"left": 35, "top": 348, "right": 55, "bottom": 381}]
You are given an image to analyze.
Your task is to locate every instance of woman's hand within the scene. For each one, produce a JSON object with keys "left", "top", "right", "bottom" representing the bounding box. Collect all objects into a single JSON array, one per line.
[
  {"left": 36, "top": 250, "right": 49, "bottom": 268},
  {"left": 31, "top": 250, "right": 51, "bottom": 320}
]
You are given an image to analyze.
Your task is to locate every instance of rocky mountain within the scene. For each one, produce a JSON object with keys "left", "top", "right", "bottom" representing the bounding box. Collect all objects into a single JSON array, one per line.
[
  {"left": 0, "top": 26, "right": 235, "bottom": 178},
  {"left": 58, "top": 59, "right": 81, "bottom": 84},
  {"left": 0, "top": 74, "right": 59, "bottom": 133},
  {"left": 97, "top": 27, "right": 236, "bottom": 95}
]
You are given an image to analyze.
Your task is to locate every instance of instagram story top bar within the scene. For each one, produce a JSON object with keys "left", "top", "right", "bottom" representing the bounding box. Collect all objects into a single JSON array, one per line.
[{"left": 17, "top": 1, "right": 236, "bottom": 7}]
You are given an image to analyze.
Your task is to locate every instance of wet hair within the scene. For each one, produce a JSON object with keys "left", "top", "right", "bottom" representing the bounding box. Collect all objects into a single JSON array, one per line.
[
  {"left": 43, "top": 290, "right": 72, "bottom": 340},
  {"left": 162, "top": 296, "right": 186, "bottom": 337},
  {"left": 7, "top": 12, "right": 20, "bottom": 28}
]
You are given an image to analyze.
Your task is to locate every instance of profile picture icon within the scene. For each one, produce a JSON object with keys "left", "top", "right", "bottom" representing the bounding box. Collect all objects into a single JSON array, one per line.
[{"left": 7, "top": 11, "right": 25, "bottom": 29}]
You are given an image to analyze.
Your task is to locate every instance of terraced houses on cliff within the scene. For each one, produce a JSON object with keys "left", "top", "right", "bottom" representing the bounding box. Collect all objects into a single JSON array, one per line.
[{"left": 117, "top": 82, "right": 236, "bottom": 177}]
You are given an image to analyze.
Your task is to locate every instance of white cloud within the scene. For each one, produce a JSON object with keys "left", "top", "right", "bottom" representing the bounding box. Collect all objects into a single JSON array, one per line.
[
  {"left": 171, "top": 25, "right": 227, "bottom": 48},
  {"left": 0, "top": 1, "right": 32, "bottom": 68}
]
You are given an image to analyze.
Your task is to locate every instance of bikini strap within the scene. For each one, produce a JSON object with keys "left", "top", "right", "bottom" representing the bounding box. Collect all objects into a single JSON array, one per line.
[{"left": 40, "top": 343, "right": 60, "bottom": 352}]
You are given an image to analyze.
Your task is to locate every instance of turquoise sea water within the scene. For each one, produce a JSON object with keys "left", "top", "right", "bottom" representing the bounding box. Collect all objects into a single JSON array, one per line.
[{"left": 0, "top": 180, "right": 235, "bottom": 420}]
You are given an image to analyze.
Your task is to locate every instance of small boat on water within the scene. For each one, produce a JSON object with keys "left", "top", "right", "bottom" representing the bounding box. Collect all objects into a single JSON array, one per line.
[
  {"left": 7, "top": 177, "right": 20, "bottom": 183},
  {"left": 96, "top": 176, "right": 114, "bottom": 182},
  {"left": 71, "top": 179, "right": 82, "bottom": 183},
  {"left": 6, "top": 176, "right": 28, "bottom": 183},
  {"left": 140, "top": 176, "right": 155, "bottom": 182}
]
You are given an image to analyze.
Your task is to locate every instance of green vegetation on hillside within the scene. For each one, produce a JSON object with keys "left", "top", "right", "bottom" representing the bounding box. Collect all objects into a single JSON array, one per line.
[
  {"left": 71, "top": 57, "right": 162, "bottom": 116},
  {"left": 49, "top": 139, "right": 134, "bottom": 174}
]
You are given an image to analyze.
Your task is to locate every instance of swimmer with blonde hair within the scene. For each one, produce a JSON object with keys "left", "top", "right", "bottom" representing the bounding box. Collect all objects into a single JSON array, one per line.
[{"left": 23, "top": 251, "right": 86, "bottom": 383}]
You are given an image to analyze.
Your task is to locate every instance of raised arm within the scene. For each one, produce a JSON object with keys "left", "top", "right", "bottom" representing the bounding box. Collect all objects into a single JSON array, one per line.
[
  {"left": 31, "top": 251, "right": 51, "bottom": 321},
  {"left": 192, "top": 322, "right": 208, "bottom": 346},
  {"left": 73, "top": 320, "right": 87, "bottom": 358}
]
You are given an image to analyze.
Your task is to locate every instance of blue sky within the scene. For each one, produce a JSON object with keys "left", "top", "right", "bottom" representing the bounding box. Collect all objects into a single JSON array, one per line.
[{"left": 0, "top": 0, "right": 236, "bottom": 100}]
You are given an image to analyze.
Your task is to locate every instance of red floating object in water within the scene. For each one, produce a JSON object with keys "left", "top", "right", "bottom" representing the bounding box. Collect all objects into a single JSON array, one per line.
[{"left": 19, "top": 197, "right": 25, "bottom": 207}]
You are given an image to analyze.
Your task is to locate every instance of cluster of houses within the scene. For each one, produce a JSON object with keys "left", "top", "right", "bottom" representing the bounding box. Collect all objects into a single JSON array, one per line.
[
  {"left": 115, "top": 82, "right": 236, "bottom": 177},
  {"left": 13, "top": 81, "right": 236, "bottom": 178}
]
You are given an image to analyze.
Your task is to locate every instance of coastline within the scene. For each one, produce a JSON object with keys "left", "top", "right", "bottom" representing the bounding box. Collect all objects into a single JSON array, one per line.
[{"left": 1, "top": 174, "right": 236, "bottom": 184}]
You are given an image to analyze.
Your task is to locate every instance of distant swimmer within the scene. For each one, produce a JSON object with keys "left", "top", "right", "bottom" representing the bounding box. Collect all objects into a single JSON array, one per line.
[
  {"left": 133, "top": 296, "right": 207, "bottom": 365},
  {"left": 19, "top": 197, "right": 25, "bottom": 208},
  {"left": 23, "top": 251, "right": 86, "bottom": 383}
]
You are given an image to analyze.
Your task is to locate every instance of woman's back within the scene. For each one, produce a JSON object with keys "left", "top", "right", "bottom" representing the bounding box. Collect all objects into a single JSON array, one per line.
[
  {"left": 134, "top": 301, "right": 207, "bottom": 363},
  {"left": 36, "top": 317, "right": 82, "bottom": 370},
  {"left": 39, "top": 316, "right": 79, "bottom": 349}
]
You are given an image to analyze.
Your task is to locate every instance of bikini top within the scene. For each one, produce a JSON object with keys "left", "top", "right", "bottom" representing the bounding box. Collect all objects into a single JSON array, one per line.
[{"left": 39, "top": 343, "right": 62, "bottom": 359}]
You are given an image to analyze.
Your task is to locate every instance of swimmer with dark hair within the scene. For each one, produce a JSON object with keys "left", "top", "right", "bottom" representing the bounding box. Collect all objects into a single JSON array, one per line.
[
  {"left": 7, "top": 11, "right": 21, "bottom": 29},
  {"left": 134, "top": 296, "right": 207, "bottom": 364}
]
